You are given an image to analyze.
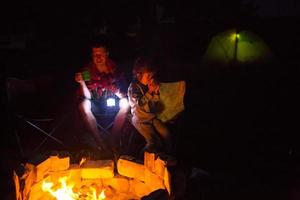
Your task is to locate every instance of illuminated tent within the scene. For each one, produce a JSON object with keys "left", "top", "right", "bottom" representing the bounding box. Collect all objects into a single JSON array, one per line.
[{"left": 202, "top": 29, "right": 273, "bottom": 66}]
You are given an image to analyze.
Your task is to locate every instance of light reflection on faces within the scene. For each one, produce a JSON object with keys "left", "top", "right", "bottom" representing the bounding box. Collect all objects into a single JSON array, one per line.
[
  {"left": 92, "top": 47, "right": 108, "bottom": 67},
  {"left": 139, "top": 72, "right": 154, "bottom": 85}
]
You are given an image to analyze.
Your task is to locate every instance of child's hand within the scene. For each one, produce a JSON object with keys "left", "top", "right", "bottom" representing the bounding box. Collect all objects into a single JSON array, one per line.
[{"left": 148, "top": 79, "right": 160, "bottom": 94}]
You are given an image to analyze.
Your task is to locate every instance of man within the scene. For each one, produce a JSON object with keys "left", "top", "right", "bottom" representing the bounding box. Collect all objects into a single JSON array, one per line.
[{"left": 75, "top": 42, "right": 126, "bottom": 151}]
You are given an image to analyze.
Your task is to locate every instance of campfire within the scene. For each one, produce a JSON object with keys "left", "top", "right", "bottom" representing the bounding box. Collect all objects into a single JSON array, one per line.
[{"left": 13, "top": 152, "right": 172, "bottom": 200}]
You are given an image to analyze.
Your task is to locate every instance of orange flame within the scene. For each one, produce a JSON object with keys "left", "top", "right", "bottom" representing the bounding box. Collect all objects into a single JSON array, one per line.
[
  {"left": 42, "top": 176, "right": 105, "bottom": 200},
  {"left": 79, "top": 157, "right": 87, "bottom": 166}
]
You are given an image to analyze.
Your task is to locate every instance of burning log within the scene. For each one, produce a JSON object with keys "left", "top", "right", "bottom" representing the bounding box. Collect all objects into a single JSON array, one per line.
[
  {"left": 36, "top": 156, "right": 70, "bottom": 182},
  {"left": 144, "top": 152, "right": 156, "bottom": 172},
  {"left": 144, "top": 152, "right": 173, "bottom": 195},
  {"left": 117, "top": 156, "right": 145, "bottom": 182},
  {"left": 102, "top": 175, "right": 130, "bottom": 193},
  {"left": 22, "top": 163, "right": 36, "bottom": 199},
  {"left": 129, "top": 179, "right": 152, "bottom": 198},
  {"left": 144, "top": 168, "right": 165, "bottom": 192},
  {"left": 81, "top": 160, "right": 114, "bottom": 179},
  {"left": 29, "top": 176, "right": 51, "bottom": 200},
  {"left": 13, "top": 171, "right": 21, "bottom": 200}
]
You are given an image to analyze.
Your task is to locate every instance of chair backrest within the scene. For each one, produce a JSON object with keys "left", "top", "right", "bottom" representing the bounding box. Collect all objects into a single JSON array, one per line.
[
  {"left": 6, "top": 77, "right": 36, "bottom": 113},
  {"left": 6, "top": 77, "right": 56, "bottom": 116},
  {"left": 5, "top": 77, "right": 68, "bottom": 159},
  {"left": 157, "top": 81, "right": 186, "bottom": 123}
]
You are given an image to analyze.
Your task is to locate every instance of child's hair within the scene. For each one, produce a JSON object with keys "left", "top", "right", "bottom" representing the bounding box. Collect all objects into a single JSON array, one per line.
[{"left": 132, "top": 57, "right": 157, "bottom": 78}]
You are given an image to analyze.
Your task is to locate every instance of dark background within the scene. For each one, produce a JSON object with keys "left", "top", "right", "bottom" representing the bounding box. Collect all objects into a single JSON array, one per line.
[{"left": 1, "top": 0, "right": 300, "bottom": 199}]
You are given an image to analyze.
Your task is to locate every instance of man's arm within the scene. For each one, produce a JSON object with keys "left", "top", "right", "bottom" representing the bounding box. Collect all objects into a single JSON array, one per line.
[{"left": 75, "top": 72, "right": 91, "bottom": 99}]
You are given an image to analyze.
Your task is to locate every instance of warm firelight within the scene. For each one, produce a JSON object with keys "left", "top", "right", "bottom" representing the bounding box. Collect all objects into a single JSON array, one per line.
[
  {"left": 79, "top": 157, "right": 87, "bottom": 166},
  {"left": 14, "top": 153, "right": 172, "bottom": 200},
  {"left": 42, "top": 176, "right": 106, "bottom": 200}
]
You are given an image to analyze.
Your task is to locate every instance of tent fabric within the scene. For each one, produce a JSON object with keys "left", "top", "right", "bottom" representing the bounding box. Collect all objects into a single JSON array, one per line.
[
  {"left": 202, "top": 29, "right": 273, "bottom": 65},
  {"left": 157, "top": 81, "right": 186, "bottom": 122}
]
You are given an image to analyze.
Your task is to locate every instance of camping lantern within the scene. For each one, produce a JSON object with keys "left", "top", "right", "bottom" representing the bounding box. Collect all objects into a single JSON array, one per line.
[{"left": 106, "top": 97, "right": 116, "bottom": 107}]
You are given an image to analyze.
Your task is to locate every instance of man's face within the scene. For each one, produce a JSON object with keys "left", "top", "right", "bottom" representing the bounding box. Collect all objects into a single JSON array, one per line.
[{"left": 92, "top": 47, "right": 108, "bottom": 66}]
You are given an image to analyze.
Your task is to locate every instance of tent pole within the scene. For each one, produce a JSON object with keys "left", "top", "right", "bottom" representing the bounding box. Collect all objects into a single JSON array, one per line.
[{"left": 233, "top": 30, "right": 239, "bottom": 66}]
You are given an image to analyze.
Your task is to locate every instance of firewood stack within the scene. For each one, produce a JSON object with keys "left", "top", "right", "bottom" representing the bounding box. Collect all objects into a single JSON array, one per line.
[{"left": 14, "top": 152, "right": 174, "bottom": 200}]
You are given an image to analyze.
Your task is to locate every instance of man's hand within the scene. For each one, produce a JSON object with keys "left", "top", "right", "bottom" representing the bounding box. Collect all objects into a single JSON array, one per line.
[
  {"left": 75, "top": 73, "right": 84, "bottom": 84},
  {"left": 115, "top": 90, "right": 124, "bottom": 98}
]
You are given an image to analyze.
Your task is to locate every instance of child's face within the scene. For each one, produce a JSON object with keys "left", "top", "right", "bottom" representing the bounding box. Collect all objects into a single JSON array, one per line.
[{"left": 139, "top": 72, "right": 154, "bottom": 85}]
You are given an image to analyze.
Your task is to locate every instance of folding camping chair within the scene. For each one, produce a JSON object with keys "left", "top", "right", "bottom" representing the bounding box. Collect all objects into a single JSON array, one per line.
[
  {"left": 92, "top": 94, "right": 122, "bottom": 136},
  {"left": 95, "top": 108, "right": 119, "bottom": 135},
  {"left": 5, "top": 77, "right": 66, "bottom": 159}
]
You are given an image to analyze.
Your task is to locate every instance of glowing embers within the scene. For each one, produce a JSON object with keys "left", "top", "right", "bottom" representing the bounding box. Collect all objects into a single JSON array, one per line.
[{"left": 42, "top": 176, "right": 106, "bottom": 200}]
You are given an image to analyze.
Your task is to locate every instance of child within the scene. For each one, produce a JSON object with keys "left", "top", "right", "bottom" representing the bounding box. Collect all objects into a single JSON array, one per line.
[{"left": 127, "top": 57, "right": 172, "bottom": 153}]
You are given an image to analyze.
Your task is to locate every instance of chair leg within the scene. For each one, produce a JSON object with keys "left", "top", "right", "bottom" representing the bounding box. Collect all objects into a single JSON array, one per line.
[
  {"left": 96, "top": 123, "right": 111, "bottom": 135},
  {"left": 14, "top": 130, "right": 25, "bottom": 158},
  {"left": 24, "top": 119, "right": 64, "bottom": 145},
  {"left": 105, "top": 122, "right": 114, "bottom": 130},
  {"left": 33, "top": 116, "right": 67, "bottom": 153}
]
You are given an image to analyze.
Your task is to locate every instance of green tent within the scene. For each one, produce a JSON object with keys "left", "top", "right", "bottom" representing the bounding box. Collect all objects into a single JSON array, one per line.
[{"left": 202, "top": 29, "right": 273, "bottom": 66}]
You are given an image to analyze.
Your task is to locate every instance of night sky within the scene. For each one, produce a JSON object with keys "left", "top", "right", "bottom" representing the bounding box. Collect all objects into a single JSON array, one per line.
[{"left": 1, "top": 0, "right": 300, "bottom": 199}]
